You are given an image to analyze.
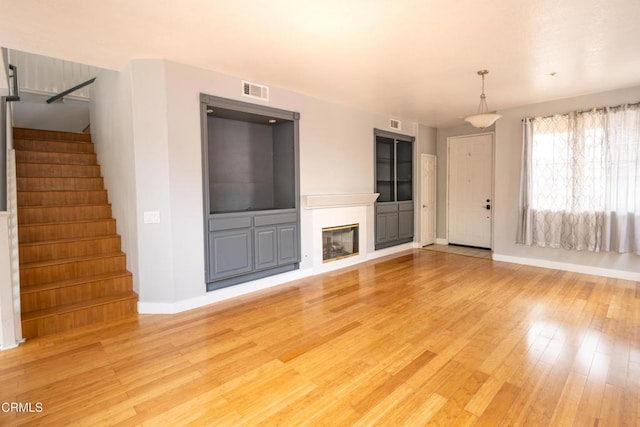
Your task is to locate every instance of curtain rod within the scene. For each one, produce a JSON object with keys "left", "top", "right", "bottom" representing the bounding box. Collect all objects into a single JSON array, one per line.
[{"left": 522, "top": 100, "right": 640, "bottom": 122}]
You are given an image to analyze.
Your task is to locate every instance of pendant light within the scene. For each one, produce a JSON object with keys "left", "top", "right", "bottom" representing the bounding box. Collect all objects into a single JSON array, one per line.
[{"left": 464, "top": 70, "right": 501, "bottom": 129}]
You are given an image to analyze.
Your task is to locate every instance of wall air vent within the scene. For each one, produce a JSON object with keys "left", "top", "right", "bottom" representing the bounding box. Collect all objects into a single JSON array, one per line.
[
  {"left": 242, "top": 81, "right": 269, "bottom": 101},
  {"left": 390, "top": 119, "right": 401, "bottom": 130}
]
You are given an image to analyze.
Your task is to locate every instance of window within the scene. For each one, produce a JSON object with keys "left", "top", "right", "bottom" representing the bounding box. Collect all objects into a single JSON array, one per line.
[
  {"left": 517, "top": 104, "right": 639, "bottom": 254},
  {"left": 529, "top": 114, "right": 605, "bottom": 212}
]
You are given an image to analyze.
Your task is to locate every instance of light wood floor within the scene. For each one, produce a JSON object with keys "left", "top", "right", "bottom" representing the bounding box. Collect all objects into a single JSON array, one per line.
[{"left": 1, "top": 249, "right": 638, "bottom": 426}]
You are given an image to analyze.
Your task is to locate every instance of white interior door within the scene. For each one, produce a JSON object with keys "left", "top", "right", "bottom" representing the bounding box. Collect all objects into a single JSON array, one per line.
[
  {"left": 448, "top": 133, "right": 493, "bottom": 248},
  {"left": 420, "top": 154, "right": 436, "bottom": 246}
]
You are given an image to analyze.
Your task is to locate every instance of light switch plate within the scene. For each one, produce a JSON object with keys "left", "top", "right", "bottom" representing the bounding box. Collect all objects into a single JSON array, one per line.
[{"left": 143, "top": 211, "right": 160, "bottom": 224}]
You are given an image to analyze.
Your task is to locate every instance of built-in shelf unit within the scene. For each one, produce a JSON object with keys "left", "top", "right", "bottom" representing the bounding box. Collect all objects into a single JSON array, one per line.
[
  {"left": 200, "top": 94, "right": 300, "bottom": 290},
  {"left": 374, "top": 128, "right": 415, "bottom": 249}
]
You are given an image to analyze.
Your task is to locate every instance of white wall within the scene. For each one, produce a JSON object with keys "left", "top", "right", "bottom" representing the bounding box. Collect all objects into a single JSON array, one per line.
[
  {"left": 0, "top": 214, "right": 14, "bottom": 349},
  {"left": 13, "top": 92, "right": 89, "bottom": 133},
  {"left": 93, "top": 59, "right": 420, "bottom": 306},
  {"left": 8, "top": 49, "right": 99, "bottom": 99},
  {"left": 418, "top": 124, "right": 436, "bottom": 155},
  {"left": 493, "top": 86, "right": 640, "bottom": 276},
  {"left": 0, "top": 48, "right": 22, "bottom": 350},
  {"left": 0, "top": 49, "right": 7, "bottom": 90},
  {"left": 89, "top": 66, "right": 140, "bottom": 294}
]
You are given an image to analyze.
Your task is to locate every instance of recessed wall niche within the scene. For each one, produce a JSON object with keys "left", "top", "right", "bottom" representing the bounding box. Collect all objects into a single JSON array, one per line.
[
  {"left": 207, "top": 108, "right": 296, "bottom": 213},
  {"left": 200, "top": 94, "right": 300, "bottom": 290}
]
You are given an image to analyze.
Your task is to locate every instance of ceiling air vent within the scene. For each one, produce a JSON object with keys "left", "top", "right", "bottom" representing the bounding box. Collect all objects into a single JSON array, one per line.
[
  {"left": 390, "top": 119, "right": 401, "bottom": 130},
  {"left": 242, "top": 81, "right": 269, "bottom": 101}
]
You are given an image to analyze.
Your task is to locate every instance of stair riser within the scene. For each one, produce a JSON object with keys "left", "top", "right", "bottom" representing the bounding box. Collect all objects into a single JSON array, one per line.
[
  {"left": 18, "top": 177, "right": 104, "bottom": 191},
  {"left": 14, "top": 139, "right": 94, "bottom": 153},
  {"left": 21, "top": 275, "right": 133, "bottom": 313},
  {"left": 21, "top": 297, "right": 137, "bottom": 339},
  {"left": 17, "top": 163, "right": 101, "bottom": 178},
  {"left": 17, "top": 190, "right": 109, "bottom": 207},
  {"left": 18, "top": 220, "right": 117, "bottom": 243},
  {"left": 13, "top": 128, "right": 92, "bottom": 142},
  {"left": 20, "top": 255, "right": 127, "bottom": 286},
  {"left": 16, "top": 151, "right": 97, "bottom": 165},
  {"left": 20, "top": 236, "right": 122, "bottom": 263},
  {"left": 18, "top": 205, "right": 112, "bottom": 224}
]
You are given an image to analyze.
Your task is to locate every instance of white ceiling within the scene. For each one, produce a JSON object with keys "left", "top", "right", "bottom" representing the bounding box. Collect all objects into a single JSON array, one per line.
[{"left": 2, "top": 0, "right": 640, "bottom": 127}]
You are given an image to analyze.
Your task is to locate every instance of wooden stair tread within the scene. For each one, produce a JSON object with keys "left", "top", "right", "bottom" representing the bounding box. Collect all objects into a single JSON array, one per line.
[
  {"left": 15, "top": 161, "right": 98, "bottom": 166},
  {"left": 14, "top": 137, "right": 94, "bottom": 155},
  {"left": 13, "top": 141, "right": 94, "bottom": 152},
  {"left": 15, "top": 149, "right": 96, "bottom": 155},
  {"left": 13, "top": 127, "right": 93, "bottom": 142},
  {"left": 18, "top": 217, "right": 116, "bottom": 228},
  {"left": 18, "top": 175, "right": 102, "bottom": 180},
  {"left": 13, "top": 139, "right": 92, "bottom": 146},
  {"left": 18, "top": 189, "right": 105, "bottom": 194},
  {"left": 18, "top": 203, "right": 111, "bottom": 210},
  {"left": 17, "top": 190, "right": 108, "bottom": 207},
  {"left": 20, "top": 251, "right": 125, "bottom": 269},
  {"left": 21, "top": 292, "right": 137, "bottom": 322},
  {"left": 20, "top": 271, "right": 132, "bottom": 295},
  {"left": 16, "top": 163, "right": 100, "bottom": 177},
  {"left": 17, "top": 177, "right": 104, "bottom": 191},
  {"left": 19, "top": 234, "right": 121, "bottom": 247}
]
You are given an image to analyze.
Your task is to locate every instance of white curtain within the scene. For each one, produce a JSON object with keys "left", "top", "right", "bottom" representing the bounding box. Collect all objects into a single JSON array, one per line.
[{"left": 517, "top": 104, "right": 640, "bottom": 254}]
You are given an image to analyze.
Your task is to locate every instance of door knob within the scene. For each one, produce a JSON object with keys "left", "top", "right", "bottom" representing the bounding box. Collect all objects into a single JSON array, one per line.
[
  {"left": 423, "top": 204, "right": 428, "bottom": 208},
  {"left": 485, "top": 204, "right": 491, "bottom": 210}
]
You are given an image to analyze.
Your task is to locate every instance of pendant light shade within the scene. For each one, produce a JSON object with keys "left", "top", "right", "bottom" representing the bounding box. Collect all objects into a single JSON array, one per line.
[{"left": 464, "top": 70, "right": 501, "bottom": 129}]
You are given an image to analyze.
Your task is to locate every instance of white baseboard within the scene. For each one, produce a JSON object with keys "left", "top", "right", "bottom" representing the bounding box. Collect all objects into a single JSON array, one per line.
[
  {"left": 435, "top": 238, "right": 448, "bottom": 245},
  {"left": 0, "top": 342, "right": 20, "bottom": 352},
  {"left": 492, "top": 253, "right": 640, "bottom": 281},
  {"left": 138, "top": 269, "right": 314, "bottom": 314}
]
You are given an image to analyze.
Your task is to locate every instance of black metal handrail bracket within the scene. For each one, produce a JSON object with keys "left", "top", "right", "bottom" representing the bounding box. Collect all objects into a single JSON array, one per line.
[{"left": 46, "top": 77, "right": 96, "bottom": 104}]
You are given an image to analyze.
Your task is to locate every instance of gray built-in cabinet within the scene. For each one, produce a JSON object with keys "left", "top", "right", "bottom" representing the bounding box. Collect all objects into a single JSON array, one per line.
[
  {"left": 374, "top": 129, "right": 414, "bottom": 249},
  {"left": 200, "top": 94, "right": 300, "bottom": 291}
]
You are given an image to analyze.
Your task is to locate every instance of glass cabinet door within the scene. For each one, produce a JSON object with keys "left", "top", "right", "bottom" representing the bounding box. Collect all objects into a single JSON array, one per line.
[
  {"left": 396, "top": 140, "right": 413, "bottom": 201},
  {"left": 376, "top": 136, "right": 395, "bottom": 202}
]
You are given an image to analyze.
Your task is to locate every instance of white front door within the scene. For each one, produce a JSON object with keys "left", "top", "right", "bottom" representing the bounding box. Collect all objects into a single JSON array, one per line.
[
  {"left": 448, "top": 133, "right": 493, "bottom": 248},
  {"left": 420, "top": 154, "right": 436, "bottom": 246}
]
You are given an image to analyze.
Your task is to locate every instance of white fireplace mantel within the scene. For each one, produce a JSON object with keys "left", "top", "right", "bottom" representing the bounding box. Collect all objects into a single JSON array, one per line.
[{"left": 301, "top": 193, "right": 379, "bottom": 209}]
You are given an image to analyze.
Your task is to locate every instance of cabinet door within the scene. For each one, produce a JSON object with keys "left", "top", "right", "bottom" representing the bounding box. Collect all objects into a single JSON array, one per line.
[
  {"left": 398, "top": 209, "right": 414, "bottom": 240},
  {"left": 209, "top": 229, "right": 252, "bottom": 280},
  {"left": 277, "top": 223, "right": 298, "bottom": 265},
  {"left": 376, "top": 212, "right": 399, "bottom": 244},
  {"left": 376, "top": 136, "right": 395, "bottom": 202},
  {"left": 254, "top": 226, "right": 277, "bottom": 271},
  {"left": 396, "top": 140, "right": 413, "bottom": 201}
]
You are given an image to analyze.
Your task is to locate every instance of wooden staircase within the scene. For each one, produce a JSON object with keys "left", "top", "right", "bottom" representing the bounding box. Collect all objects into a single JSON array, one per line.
[{"left": 13, "top": 127, "right": 137, "bottom": 339}]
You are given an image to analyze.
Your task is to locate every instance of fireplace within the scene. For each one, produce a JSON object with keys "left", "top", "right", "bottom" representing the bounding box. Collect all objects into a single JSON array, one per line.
[{"left": 322, "top": 224, "right": 359, "bottom": 262}]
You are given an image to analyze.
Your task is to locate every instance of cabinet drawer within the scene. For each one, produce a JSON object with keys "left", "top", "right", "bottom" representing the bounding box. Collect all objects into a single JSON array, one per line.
[
  {"left": 398, "top": 202, "right": 414, "bottom": 212},
  {"left": 376, "top": 203, "right": 398, "bottom": 214},
  {"left": 208, "top": 215, "right": 252, "bottom": 232},
  {"left": 254, "top": 212, "right": 297, "bottom": 227}
]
